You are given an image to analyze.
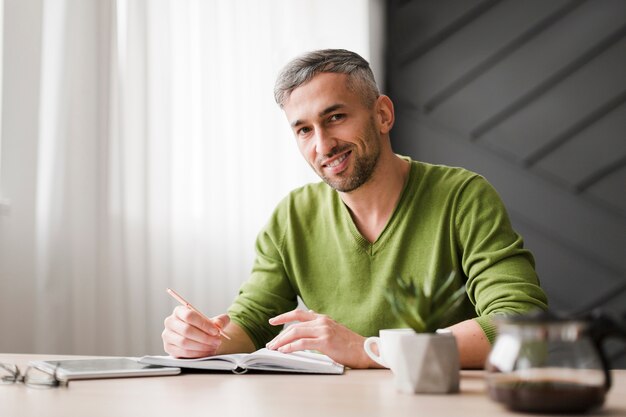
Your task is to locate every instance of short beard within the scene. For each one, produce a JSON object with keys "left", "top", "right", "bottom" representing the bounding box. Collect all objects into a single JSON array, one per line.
[{"left": 318, "top": 122, "right": 381, "bottom": 193}]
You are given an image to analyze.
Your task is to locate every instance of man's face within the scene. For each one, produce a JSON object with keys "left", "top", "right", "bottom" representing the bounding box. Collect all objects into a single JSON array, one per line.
[{"left": 283, "top": 72, "right": 381, "bottom": 193}]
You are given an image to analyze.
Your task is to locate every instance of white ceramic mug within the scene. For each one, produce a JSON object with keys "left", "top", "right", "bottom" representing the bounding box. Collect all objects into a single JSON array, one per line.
[
  {"left": 363, "top": 328, "right": 415, "bottom": 369},
  {"left": 364, "top": 328, "right": 460, "bottom": 394}
]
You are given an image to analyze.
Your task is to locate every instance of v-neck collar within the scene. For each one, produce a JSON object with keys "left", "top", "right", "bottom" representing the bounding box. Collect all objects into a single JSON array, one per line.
[{"left": 338, "top": 157, "right": 417, "bottom": 256}]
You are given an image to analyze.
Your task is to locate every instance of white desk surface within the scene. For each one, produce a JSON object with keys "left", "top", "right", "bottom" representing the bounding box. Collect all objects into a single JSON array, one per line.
[{"left": 1, "top": 353, "right": 625, "bottom": 417}]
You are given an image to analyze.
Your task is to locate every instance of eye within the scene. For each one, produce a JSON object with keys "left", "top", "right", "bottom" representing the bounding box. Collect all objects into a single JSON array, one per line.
[
  {"left": 297, "top": 126, "right": 312, "bottom": 137},
  {"left": 329, "top": 113, "right": 345, "bottom": 122}
]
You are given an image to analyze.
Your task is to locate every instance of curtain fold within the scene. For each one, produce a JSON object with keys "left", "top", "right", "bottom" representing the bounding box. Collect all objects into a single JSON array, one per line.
[
  {"left": 35, "top": 0, "right": 103, "bottom": 354},
  {"left": 24, "top": 0, "right": 378, "bottom": 356}
]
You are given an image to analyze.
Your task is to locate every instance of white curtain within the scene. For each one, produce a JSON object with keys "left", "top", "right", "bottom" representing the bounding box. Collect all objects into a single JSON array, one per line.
[{"left": 6, "top": 0, "right": 381, "bottom": 356}]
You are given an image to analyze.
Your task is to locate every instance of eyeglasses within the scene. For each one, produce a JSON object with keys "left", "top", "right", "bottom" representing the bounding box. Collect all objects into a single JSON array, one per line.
[{"left": 0, "top": 362, "right": 67, "bottom": 388}]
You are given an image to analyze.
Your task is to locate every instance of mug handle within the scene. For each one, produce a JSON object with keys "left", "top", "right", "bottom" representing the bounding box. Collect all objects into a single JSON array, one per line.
[{"left": 363, "top": 337, "right": 388, "bottom": 368}]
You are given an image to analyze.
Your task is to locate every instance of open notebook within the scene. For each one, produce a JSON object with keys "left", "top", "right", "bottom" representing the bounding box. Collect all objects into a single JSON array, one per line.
[{"left": 139, "top": 348, "right": 344, "bottom": 375}]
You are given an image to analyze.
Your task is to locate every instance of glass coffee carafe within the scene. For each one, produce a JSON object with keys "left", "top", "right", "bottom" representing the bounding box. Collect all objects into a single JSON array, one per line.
[{"left": 485, "top": 310, "right": 626, "bottom": 413}]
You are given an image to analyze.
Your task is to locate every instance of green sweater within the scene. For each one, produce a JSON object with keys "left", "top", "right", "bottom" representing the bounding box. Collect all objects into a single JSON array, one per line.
[{"left": 229, "top": 158, "right": 548, "bottom": 349}]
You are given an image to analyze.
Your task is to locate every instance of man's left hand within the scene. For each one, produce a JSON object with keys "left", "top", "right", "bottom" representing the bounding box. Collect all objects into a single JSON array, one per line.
[{"left": 266, "top": 309, "right": 380, "bottom": 369}]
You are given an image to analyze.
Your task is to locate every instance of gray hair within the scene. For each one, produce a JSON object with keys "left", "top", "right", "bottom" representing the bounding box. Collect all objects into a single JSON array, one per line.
[{"left": 274, "top": 49, "right": 380, "bottom": 108}]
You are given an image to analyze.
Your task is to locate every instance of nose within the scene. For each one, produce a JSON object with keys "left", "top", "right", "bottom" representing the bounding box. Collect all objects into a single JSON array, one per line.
[{"left": 314, "top": 127, "right": 338, "bottom": 157}]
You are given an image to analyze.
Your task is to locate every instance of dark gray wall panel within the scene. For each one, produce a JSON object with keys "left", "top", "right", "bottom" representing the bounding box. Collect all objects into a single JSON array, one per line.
[
  {"left": 396, "top": 0, "right": 571, "bottom": 108},
  {"left": 390, "top": 0, "right": 486, "bottom": 65},
  {"left": 512, "top": 220, "right": 622, "bottom": 314},
  {"left": 534, "top": 103, "right": 626, "bottom": 188},
  {"left": 587, "top": 165, "right": 626, "bottom": 213},
  {"left": 387, "top": 0, "right": 626, "bottom": 366},
  {"left": 427, "top": 0, "right": 626, "bottom": 136},
  {"left": 480, "top": 38, "right": 626, "bottom": 160}
]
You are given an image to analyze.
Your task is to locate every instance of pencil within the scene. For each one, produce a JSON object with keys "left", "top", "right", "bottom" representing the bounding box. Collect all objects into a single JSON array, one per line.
[{"left": 166, "top": 288, "right": 232, "bottom": 340}]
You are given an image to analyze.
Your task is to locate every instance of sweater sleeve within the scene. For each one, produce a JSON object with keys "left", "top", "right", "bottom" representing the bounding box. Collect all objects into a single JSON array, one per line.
[
  {"left": 227, "top": 200, "right": 298, "bottom": 349},
  {"left": 455, "top": 176, "right": 548, "bottom": 343}
]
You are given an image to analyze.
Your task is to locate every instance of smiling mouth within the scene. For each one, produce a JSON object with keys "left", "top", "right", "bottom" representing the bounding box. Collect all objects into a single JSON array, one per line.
[{"left": 323, "top": 151, "right": 351, "bottom": 168}]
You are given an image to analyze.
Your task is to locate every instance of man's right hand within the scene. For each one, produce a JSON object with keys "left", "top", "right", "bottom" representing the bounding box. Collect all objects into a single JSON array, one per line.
[{"left": 162, "top": 306, "right": 230, "bottom": 358}]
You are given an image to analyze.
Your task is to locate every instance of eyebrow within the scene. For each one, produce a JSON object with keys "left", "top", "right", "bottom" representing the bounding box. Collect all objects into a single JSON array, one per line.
[{"left": 290, "top": 103, "right": 346, "bottom": 128}]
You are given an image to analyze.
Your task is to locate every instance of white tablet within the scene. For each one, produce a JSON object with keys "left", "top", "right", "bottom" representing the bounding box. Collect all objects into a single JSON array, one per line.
[{"left": 29, "top": 357, "right": 181, "bottom": 381}]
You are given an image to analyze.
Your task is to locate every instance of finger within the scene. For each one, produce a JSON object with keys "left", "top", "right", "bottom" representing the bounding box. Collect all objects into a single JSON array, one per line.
[
  {"left": 163, "top": 342, "right": 217, "bottom": 359},
  {"left": 276, "top": 338, "right": 321, "bottom": 354},
  {"left": 163, "top": 330, "right": 220, "bottom": 354},
  {"left": 266, "top": 318, "right": 321, "bottom": 343},
  {"left": 269, "top": 309, "right": 317, "bottom": 325},
  {"left": 267, "top": 324, "right": 321, "bottom": 350},
  {"left": 162, "top": 326, "right": 219, "bottom": 350},
  {"left": 162, "top": 320, "right": 220, "bottom": 350},
  {"left": 165, "top": 313, "right": 221, "bottom": 346},
  {"left": 211, "top": 313, "right": 230, "bottom": 331},
  {"left": 174, "top": 306, "right": 220, "bottom": 337},
  {"left": 266, "top": 315, "right": 328, "bottom": 347}
]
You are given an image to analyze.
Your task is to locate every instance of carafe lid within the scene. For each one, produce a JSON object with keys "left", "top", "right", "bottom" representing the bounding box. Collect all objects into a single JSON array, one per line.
[
  {"left": 495, "top": 310, "right": 593, "bottom": 335},
  {"left": 498, "top": 309, "right": 570, "bottom": 323}
]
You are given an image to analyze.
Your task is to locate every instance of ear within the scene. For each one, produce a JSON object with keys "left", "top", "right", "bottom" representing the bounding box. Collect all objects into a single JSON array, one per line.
[{"left": 374, "top": 95, "right": 394, "bottom": 135}]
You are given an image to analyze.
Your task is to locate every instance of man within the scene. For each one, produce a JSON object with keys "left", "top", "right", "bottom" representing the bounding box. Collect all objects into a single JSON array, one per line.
[{"left": 162, "top": 49, "right": 547, "bottom": 368}]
